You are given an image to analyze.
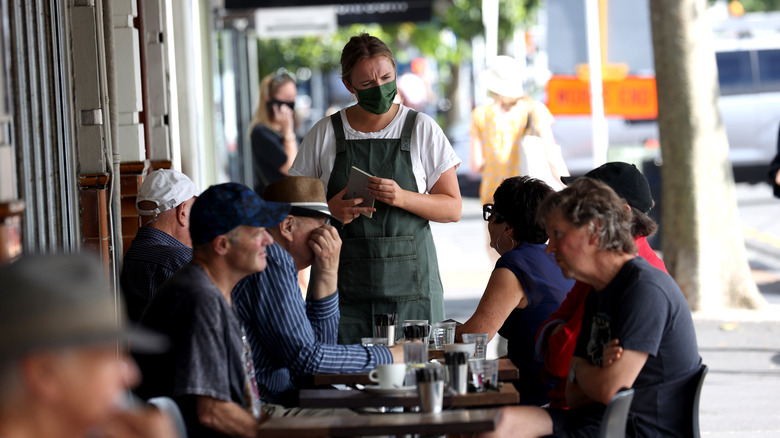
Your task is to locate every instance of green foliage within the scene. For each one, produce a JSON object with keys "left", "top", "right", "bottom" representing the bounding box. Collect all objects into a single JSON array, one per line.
[
  {"left": 739, "top": 0, "right": 780, "bottom": 11},
  {"left": 255, "top": 0, "right": 539, "bottom": 79}
]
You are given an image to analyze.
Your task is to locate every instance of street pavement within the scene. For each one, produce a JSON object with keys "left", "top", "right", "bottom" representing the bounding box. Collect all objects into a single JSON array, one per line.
[{"left": 431, "top": 183, "right": 780, "bottom": 436}]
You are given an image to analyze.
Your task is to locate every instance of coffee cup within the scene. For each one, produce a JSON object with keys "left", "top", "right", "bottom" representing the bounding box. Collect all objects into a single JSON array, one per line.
[{"left": 368, "top": 363, "right": 407, "bottom": 388}]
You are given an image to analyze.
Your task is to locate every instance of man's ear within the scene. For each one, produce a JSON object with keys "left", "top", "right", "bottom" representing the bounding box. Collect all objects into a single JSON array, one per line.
[
  {"left": 21, "top": 354, "right": 62, "bottom": 402},
  {"left": 212, "top": 234, "right": 231, "bottom": 256},
  {"left": 588, "top": 220, "right": 602, "bottom": 245},
  {"left": 176, "top": 201, "right": 189, "bottom": 227},
  {"left": 278, "top": 216, "right": 295, "bottom": 242}
]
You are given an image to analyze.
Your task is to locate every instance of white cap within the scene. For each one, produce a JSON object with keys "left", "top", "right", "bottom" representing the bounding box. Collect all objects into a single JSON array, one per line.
[
  {"left": 136, "top": 169, "right": 198, "bottom": 216},
  {"left": 482, "top": 55, "right": 525, "bottom": 98}
]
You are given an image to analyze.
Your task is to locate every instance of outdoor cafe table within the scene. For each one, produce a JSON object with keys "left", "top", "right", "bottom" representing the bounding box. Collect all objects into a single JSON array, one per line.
[
  {"left": 309, "top": 358, "right": 519, "bottom": 386},
  {"left": 298, "top": 382, "right": 519, "bottom": 409},
  {"left": 256, "top": 407, "right": 503, "bottom": 437}
]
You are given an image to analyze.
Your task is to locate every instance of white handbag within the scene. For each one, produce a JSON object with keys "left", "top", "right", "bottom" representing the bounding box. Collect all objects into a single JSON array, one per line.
[{"left": 518, "top": 106, "right": 566, "bottom": 191}]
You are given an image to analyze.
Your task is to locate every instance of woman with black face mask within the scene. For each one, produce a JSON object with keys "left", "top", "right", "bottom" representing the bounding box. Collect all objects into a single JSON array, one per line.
[
  {"left": 249, "top": 72, "right": 298, "bottom": 195},
  {"left": 291, "top": 33, "right": 463, "bottom": 344}
]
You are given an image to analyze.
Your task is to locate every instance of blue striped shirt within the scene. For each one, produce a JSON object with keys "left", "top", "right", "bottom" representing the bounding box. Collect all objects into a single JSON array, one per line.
[
  {"left": 121, "top": 226, "right": 192, "bottom": 322},
  {"left": 232, "top": 242, "right": 392, "bottom": 399}
]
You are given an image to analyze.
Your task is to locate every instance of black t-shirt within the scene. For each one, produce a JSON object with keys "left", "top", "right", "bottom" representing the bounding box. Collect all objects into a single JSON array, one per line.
[
  {"left": 574, "top": 257, "right": 702, "bottom": 437},
  {"left": 134, "top": 262, "right": 247, "bottom": 438},
  {"left": 251, "top": 124, "right": 287, "bottom": 195}
]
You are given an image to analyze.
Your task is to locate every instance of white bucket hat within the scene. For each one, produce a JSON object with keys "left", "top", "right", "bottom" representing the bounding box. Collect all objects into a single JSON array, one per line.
[
  {"left": 136, "top": 169, "right": 198, "bottom": 216},
  {"left": 482, "top": 55, "right": 525, "bottom": 98}
]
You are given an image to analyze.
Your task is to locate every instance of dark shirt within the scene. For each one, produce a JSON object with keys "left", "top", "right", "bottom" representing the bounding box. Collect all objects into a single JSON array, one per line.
[
  {"left": 251, "top": 124, "right": 288, "bottom": 195},
  {"left": 574, "top": 257, "right": 701, "bottom": 437},
  {"left": 120, "top": 226, "right": 192, "bottom": 322},
  {"left": 135, "top": 262, "right": 247, "bottom": 438},
  {"left": 495, "top": 242, "right": 574, "bottom": 405}
]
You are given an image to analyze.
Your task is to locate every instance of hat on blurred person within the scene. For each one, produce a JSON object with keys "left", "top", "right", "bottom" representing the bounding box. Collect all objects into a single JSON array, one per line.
[
  {"left": 262, "top": 176, "right": 339, "bottom": 225},
  {"left": 136, "top": 169, "right": 198, "bottom": 216},
  {"left": 562, "top": 162, "right": 654, "bottom": 213},
  {"left": 0, "top": 253, "right": 167, "bottom": 358},
  {"left": 189, "top": 182, "right": 290, "bottom": 245},
  {"left": 482, "top": 55, "right": 525, "bottom": 98}
]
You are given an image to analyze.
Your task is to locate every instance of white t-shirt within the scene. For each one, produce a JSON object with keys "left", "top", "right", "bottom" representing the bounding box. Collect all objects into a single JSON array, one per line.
[{"left": 290, "top": 105, "right": 461, "bottom": 194}]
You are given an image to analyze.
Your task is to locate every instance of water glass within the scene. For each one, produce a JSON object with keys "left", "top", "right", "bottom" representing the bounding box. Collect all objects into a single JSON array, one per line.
[
  {"left": 462, "top": 332, "right": 489, "bottom": 359},
  {"left": 467, "top": 358, "right": 499, "bottom": 392},
  {"left": 431, "top": 321, "right": 457, "bottom": 350},
  {"left": 403, "top": 342, "right": 428, "bottom": 364}
]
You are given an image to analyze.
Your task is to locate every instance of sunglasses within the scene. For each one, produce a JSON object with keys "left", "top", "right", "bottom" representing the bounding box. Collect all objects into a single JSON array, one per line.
[{"left": 482, "top": 203, "right": 505, "bottom": 222}]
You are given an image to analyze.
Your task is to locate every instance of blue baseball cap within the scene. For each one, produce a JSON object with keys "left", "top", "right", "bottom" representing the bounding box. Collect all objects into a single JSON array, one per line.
[{"left": 190, "top": 182, "right": 290, "bottom": 245}]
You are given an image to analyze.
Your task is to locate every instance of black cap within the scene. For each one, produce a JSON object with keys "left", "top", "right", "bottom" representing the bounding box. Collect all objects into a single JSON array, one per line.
[{"left": 562, "top": 162, "right": 654, "bottom": 213}]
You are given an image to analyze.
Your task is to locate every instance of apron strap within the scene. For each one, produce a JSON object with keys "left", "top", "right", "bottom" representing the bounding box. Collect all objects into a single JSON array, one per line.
[
  {"left": 330, "top": 112, "right": 347, "bottom": 154},
  {"left": 399, "top": 110, "right": 418, "bottom": 152}
]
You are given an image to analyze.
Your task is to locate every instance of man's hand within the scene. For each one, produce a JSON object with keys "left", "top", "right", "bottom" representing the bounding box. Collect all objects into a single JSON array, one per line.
[
  {"left": 602, "top": 339, "right": 623, "bottom": 367},
  {"left": 388, "top": 343, "right": 405, "bottom": 363},
  {"left": 309, "top": 224, "right": 341, "bottom": 300},
  {"left": 328, "top": 187, "right": 376, "bottom": 225}
]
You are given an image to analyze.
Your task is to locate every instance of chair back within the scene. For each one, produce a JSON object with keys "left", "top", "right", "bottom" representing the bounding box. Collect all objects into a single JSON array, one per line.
[
  {"left": 691, "top": 364, "right": 709, "bottom": 438},
  {"left": 599, "top": 387, "right": 635, "bottom": 438}
]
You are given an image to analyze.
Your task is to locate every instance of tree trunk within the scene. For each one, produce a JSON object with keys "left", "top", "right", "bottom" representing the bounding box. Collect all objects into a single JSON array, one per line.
[{"left": 648, "top": 0, "right": 764, "bottom": 310}]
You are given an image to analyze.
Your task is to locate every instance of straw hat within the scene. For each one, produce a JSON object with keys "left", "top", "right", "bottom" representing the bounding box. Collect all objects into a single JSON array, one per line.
[
  {"left": 263, "top": 176, "right": 339, "bottom": 224},
  {"left": 482, "top": 55, "right": 525, "bottom": 98}
]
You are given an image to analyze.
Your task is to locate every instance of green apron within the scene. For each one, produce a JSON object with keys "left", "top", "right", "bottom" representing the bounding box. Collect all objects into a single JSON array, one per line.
[{"left": 327, "top": 110, "right": 444, "bottom": 344}]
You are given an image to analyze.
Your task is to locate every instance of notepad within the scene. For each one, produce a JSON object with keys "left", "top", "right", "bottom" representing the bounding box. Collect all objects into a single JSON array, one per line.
[{"left": 346, "top": 166, "right": 375, "bottom": 218}]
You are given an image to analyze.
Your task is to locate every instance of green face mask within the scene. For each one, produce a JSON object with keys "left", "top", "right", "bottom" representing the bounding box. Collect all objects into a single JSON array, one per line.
[{"left": 354, "top": 79, "right": 397, "bottom": 115}]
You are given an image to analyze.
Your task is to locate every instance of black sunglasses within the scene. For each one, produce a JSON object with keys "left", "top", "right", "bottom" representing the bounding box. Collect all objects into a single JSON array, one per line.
[{"left": 482, "top": 203, "right": 505, "bottom": 222}]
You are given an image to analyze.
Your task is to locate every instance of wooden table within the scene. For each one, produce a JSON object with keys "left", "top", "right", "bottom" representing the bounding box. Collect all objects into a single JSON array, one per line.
[
  {"left": 310, "top": 358, "right": 519, "bottom": 386},
  {"left": 298, "top": 382, "right": 519, "bottom": 409},
  {"left": 256, "top": 407, "right": 503, "bottom": 437}
]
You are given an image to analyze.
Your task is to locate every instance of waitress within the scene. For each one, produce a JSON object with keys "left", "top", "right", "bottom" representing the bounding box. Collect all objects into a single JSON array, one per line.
[{"left": 291, "top": 33, "right": 462, "bottom": 344}]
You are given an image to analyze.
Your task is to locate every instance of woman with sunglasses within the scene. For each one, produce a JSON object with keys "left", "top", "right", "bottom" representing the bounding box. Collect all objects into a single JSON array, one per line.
[
  {"left": 457, "top": 176, "right": 574, "bottom": 405},
  {"left": 291, "top": 33, "right": 461, "bottom": 344},
  {"left": 250, "top": 73, "right": 298, "bottom": 195}
]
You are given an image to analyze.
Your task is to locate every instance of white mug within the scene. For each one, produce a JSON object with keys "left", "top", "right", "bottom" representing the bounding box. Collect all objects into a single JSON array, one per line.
[{"left": 368, "top": 363, "right": 407, "bottom": 388}]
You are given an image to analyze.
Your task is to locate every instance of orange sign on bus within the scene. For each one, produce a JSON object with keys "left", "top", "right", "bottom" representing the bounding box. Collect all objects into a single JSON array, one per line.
[{"left": 546, "top": 76, "right": 658, "bottom": 120}]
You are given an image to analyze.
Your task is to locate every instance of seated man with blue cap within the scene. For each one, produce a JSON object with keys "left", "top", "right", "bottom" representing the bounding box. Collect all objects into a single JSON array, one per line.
[{"left": 134, "top": 182, "right": 290, "bottom": 438}]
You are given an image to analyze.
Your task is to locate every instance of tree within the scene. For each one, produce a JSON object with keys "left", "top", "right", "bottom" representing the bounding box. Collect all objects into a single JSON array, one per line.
[{"left": 648, "top": 0, "right": 765, "bottom": 310}]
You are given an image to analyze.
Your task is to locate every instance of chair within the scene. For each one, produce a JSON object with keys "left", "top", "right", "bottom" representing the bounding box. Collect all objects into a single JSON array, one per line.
[
  {"left": 691, "top": 364, "right": 709, "bottom": 438},
  {"left": 599, "top": 387, "right": 635, "bottom": 438}
]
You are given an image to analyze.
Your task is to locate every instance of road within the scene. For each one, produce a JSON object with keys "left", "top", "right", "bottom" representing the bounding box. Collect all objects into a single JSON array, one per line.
[{"left": 431, "top": 181, "right": 780, "bottom": 436}]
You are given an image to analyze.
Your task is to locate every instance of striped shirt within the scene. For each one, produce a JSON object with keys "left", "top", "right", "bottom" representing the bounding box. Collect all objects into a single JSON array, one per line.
[
  {"left": 120, "top": 226, "right": 192, "bottom": 322},
  {"left": 232, "top": 242, "right": 392, "bottom": 400}
]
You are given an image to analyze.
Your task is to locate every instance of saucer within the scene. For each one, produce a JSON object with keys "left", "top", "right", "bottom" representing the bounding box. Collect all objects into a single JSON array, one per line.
[{"left": 361, "top": 384, "right": 417, "bottom": 396}]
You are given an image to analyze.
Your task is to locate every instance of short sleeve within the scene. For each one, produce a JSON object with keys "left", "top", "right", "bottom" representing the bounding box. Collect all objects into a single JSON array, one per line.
[{"left": 172, "top": 293, "right": 234, "bottom": 401}]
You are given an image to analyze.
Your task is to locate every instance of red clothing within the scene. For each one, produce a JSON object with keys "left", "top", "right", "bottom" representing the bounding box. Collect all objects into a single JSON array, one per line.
[{"left": 535, "top": 236, "right": 667, "bottom": 408}]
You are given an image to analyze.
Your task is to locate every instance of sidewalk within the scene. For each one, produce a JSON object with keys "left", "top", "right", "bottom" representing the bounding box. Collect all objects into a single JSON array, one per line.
[{"left": 432, "top": 196, "right": 780, "bottom": 436}]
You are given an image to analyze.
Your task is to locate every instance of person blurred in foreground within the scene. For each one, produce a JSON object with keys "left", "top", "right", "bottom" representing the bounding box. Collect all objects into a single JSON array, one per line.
[
  {"left": 535, "top": 161, "right": 668, "bottom": 408},
  {"left": 232, "top": 176, "right": 404, "bottom": 407},
  {"left": 0, "top": 254, "right": 176, "bottom": 438},
  {"left": 480, "top": 177, "right": 701, "bottom": 438},
  {"left": 135, "top": 183, "right": 290, "bottom": 437},
  {"left": 456, "top": 176, "right": 574, "bottom": 405},
  {"left": 250, "top": 73, "right": 299, "bottom": 195},
  {"left": 121, "top": 168, "right": 198, "bottom": 322},
  {"left": 291, "top": 33, "right": 461, "bottom": 343}
]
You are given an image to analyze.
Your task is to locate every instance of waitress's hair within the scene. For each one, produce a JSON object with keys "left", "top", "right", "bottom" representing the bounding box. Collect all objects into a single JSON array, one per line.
[
  {"left": 492, "top": 176, "right": 553, "bottom": 245},
  {"left": 249, "top": 73, "right": 295, "bottom": 132},
  {"left": 340, "top": 33, "right": 396, "bottom": 85}
]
